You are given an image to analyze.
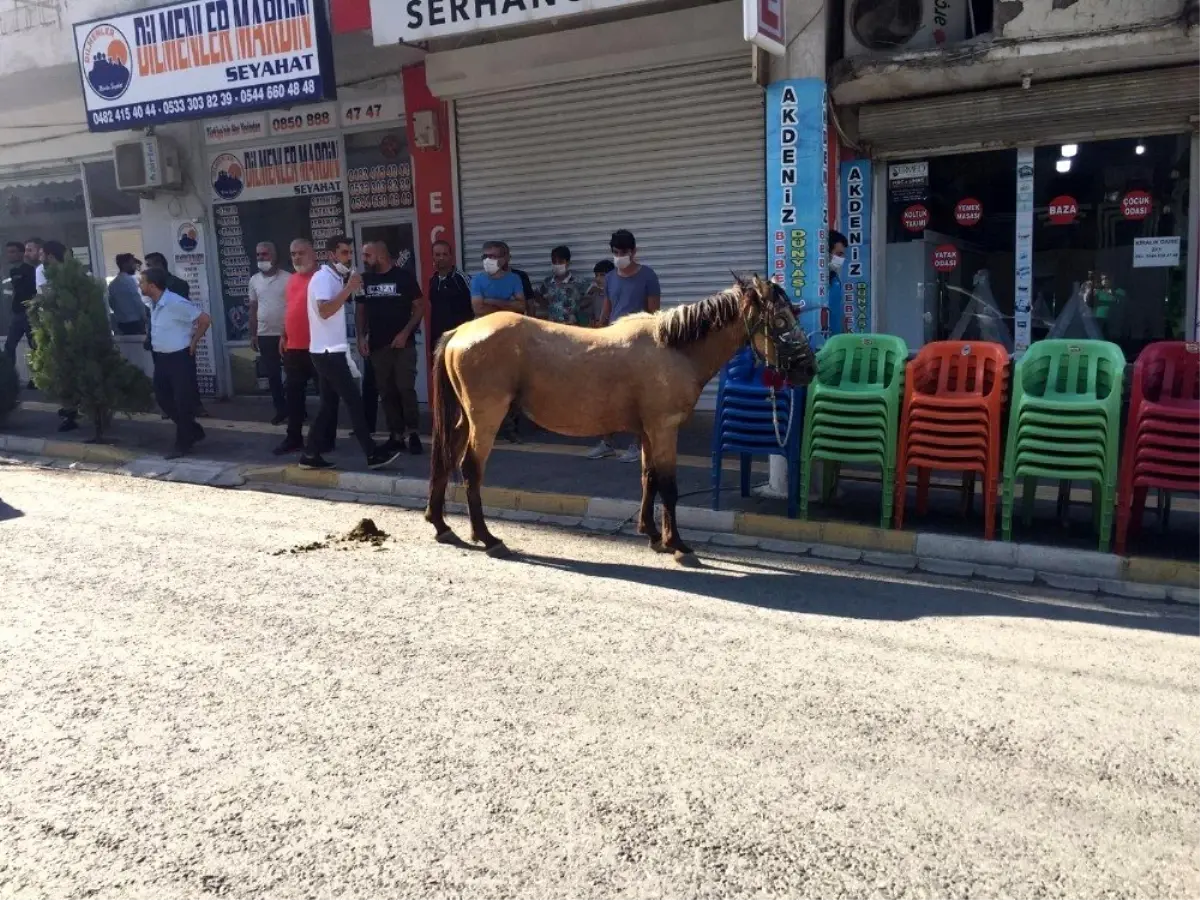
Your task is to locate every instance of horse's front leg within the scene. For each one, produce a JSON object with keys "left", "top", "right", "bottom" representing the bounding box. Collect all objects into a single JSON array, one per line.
[
  {"left": 649, "top": 427, "right": 696, "bottom": 564},
  {"left": 636, "top": 434, "right": 663, "bottom": 550}
]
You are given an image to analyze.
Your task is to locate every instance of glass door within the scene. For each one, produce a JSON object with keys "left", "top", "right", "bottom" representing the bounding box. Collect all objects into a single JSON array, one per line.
[{"left": 92, "top": 219, "right": 143, "bottom": 285}]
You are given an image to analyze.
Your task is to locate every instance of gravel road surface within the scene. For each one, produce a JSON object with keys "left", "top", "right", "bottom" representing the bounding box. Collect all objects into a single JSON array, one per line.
[{"left": 1, "top": 465, "right": 1197, "bottom": 899}]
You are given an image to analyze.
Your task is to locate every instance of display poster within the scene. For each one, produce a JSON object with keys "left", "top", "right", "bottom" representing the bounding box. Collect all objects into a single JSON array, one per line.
[
  {"left": 1013, "top": 147, "right": 1034, "bottom": 352},
  {"left": 1133, "top": 236, "right": 1182, "bottom": 268},
  {"left": 838, "top": 160, "right": 872, "bottom": 334},
  {"left": 209, "top": 137, "right": 343, "bottom": 204},
  {"left": 171, "top": 220, "right": 218, "bottom": 396},
  {"left": 75, "top": 0, "right": 336, "bottom": 133},
  {"left": 204, "top": 113, "right": 268, "bottom": 145},
  {"left": 766, "top": 79, "right": 828, "bottom": 346},
  {"left": 888, "top": 161, "right": 928, "bottom": 204}
]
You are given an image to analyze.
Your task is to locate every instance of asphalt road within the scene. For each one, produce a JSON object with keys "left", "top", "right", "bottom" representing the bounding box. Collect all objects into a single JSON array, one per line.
[{"left": 1, "top": 465, "right": 1197, "bottom": 900}]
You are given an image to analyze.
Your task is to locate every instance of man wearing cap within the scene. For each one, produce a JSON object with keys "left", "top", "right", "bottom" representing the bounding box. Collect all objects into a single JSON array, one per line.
[{"left": 107, "top": 253, "right": 147, "bottom": 335}]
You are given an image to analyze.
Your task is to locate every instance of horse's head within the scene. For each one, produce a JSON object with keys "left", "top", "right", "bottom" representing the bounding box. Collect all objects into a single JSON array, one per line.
[{"left": 733, "top": 273, "right": 817, "bottom": 387}]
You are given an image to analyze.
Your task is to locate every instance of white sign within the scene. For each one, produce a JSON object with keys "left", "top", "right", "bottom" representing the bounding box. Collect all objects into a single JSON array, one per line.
[
  {"left": 1013, "top": 147, "right": 1034, "bottom": 353},
  {"left": 743, "top": 0, "right": 785, "bottom": 56},
  {"left": 1133, "top": 236, "right": 1181, "bottom": 268},
  {"left": 73, "top": 0, "right": 336, "bottom": 133},
  {"left": 204, "top": 113, "right": 268, "bottom": 145},
  {"left": 208, "top": 137, "right": 344, "bottom": 203},
  {"left": 341, "top": 95, "right": 405, "bottom": 128},
  {"left": 267, "top": 102, "right": 339, "bottom": 137},
  {"left": 371, "top": 0, "right": 657, "bottom": 42},
  {"left": 171, "top": 221, "right": 218, "bottom": 396},
  {"left": 888, "top": 161, "right": 929, "bottom": 182}
]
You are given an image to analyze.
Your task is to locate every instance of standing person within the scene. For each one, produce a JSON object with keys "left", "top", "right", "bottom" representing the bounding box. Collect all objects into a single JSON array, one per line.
[
  {"left": 144, "top": 251, "right": 209, "bottom": 417},
  {"left": 141, "top": 267, "right": 211, "bottom": 458},
  {"left": 588, "top": 229, "right": 661, "bottom": 462},
  {"left": 274, "top": 239, "right": 336, "bottom": 456},
  {"left": 582, "top": 259, "right": 615, "bottom": 327},
  {"left": 357, "top": 241, "right": 425, "bottom": 456},
  {"left": 248, "top": 241, "right": 289, "bottom": 425},
  {"left": 471, "top": 240, "right": 526, "bottom": 442},
  {"left": 298, "top": 235, "right": 399, "bottom": 472},
  {"left": 538, "top": 245, "right": 590, "bottom": 326},
  {"left": 828, "top": 230, "right": 847, "bottom": 338},
  {"left": 4, "top": 240, "right": 37, "bottom": 365},
  {"left": 107, "top": 253, "right": 147, "bottom": 335},
  {"left": 36, "top": 242, "right": 81, "bottom": 432},
  {"left": 427, "top": 239, "right": 473, "bottom": 349}
]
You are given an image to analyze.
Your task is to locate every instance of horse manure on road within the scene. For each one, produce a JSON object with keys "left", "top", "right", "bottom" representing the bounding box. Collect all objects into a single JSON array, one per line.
[{"left": 273, "top": 518, "right": 390, "bottom": 555}]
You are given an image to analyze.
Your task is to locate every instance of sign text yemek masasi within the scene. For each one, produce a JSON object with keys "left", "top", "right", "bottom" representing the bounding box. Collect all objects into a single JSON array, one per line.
[
  {"left": 74, "top": 0, "right": 336, "bottom": 133},
  {"left": 372, "top": 0, "right": 657, "bottom": 43}
]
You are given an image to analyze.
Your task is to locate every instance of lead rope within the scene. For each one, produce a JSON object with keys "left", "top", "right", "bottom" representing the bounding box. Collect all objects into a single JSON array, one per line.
[{"left": 768, "top": 383, "right": 795, "bottom": 448}]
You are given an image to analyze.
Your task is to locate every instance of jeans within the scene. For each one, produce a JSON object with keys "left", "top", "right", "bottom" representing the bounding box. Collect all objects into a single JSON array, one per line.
[
  {"left": 306, "top": 352, "right": 375, "bottom": 458},
  {"left": 153, "top": 349, "right": 202, "bottom": 450},
  {"left": 283, "top": 349, "right": 337, "bottom": 447},
  {"left": 371, "top": 343, "right": 419, "bottom": 437},
  {"left": 257, "top": 335, "right": 285, "bottom": 414},
  {"left": 4, "top": 310, "right": 35, "bottom": 359}
]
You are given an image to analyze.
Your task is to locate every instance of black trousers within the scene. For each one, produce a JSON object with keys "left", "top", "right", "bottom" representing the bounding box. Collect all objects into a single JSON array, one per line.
[
  {"left": 4, "top": 310, "right": 34, "bottom": 358},
  {"left": 283, "top": 349, "right": 337, "bottom": 447},
  {"left": 257, "top": 335, "right": 285, "bottom": 414},
  {"left": 153, "top": 349, "right": 202, "bottom": 450},
  {"left": 306, "top": 352, "right": 374, "bottom": 458},
  {"left": 116, "top": 320, "right": 146, "bottom": 336},
  {"left": 362, "top": 355, "right": 379, "bottom": 433}
]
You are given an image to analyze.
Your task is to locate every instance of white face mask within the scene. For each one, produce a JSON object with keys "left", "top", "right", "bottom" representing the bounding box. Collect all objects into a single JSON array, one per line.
[
  {"left": 829, "top": 254, "right": 845, "bottom": 273},
  {"left": 482, "top": 258, "right": 501, "bottom": 275},
  {"left": 614, "top": 254, "right": 632, "bottom": 270},
  {"left": 552, "top": 263, "right": 568, "bottom": 277},
  {"left": 333, "top": 261, "right": 350, "bottom": 276},
  {"left": 257, "top": 260, "right": 273, "bottom": 273}
]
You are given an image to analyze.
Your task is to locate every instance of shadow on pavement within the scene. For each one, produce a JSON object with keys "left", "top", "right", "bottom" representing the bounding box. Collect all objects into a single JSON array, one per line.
[
  {"left": 514, "top": 550, "right": 1199, "bottom": 638},
  {"left": 0, "top": 498, "right": 24, "bottom": 522}
]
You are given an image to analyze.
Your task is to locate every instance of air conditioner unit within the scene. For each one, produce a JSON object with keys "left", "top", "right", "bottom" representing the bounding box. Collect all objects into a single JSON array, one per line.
[
  {"left": 113, "top": 136, "right": 183, "bottom": 193},
  {"left": 844, "top": 0, "right": 970, "bottom": 58}
]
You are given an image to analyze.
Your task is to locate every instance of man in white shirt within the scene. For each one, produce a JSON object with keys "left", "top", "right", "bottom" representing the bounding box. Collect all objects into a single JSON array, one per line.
[
  {"left": 299, "top": 235, "right": 401, "bottom": 472},
  {"left": 248, "top": 241, "right": 290, "bottom": 425}
]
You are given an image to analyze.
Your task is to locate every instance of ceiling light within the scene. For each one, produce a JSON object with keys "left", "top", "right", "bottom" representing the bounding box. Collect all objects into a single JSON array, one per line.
[
  {"left": 1135, "top": 143, "right": 1146, "bottom": 155},
  {"left": 1061, "top": 144, "right": 1078, "bottom": 158},
  {"left": 1055, "top": 158, "right": 1072, "bottom": 173}
]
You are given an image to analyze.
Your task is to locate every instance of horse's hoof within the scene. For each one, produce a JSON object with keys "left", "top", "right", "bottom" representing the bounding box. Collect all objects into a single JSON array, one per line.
[
  {"left": 649, "top": 540, "right": 669, "bottom": 554},
  {"left": 674, "top": 551, "right": 701, "bottom": 568},
  {"left": 485, "top": 542, "right": 512, "bottom": 559},
  {"left": 434, "top": 529, "right": 458, "bottom": 545}
]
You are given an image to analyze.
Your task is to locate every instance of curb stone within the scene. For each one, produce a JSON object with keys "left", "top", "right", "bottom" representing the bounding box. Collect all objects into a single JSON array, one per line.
[{"left": 5, "top": 444, "right": 1196, "bottom": 604}]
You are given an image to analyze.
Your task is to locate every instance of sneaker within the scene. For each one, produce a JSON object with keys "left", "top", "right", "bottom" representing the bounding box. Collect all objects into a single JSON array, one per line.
[
  {"left": 618, "top": 444, "right": 642, "bottom": 464},
  {"left": 407, "top": 433, "right": 423, "bottom": 455},
  {"left": 272, "top": 439, "right": 304, "bottom": 456},
  {"left": 298, "top": 455, "right": 335, "bottom": 470},
  {"left": 192, "top": 424, "right": 206, "bottom": 444},
  {"left": 367, "top": 447, "right": 403, "bottom": 470},
  {"left": 270, "top": 411, "right": 287, "bottom": 426},
  {"left": 586, "top": 440, "right": 615, "bottom": 460}
]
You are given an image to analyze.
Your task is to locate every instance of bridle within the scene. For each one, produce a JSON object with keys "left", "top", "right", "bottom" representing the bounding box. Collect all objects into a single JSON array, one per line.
[{"left": 740, "top": 281, "right": 815, "bottom": 447}]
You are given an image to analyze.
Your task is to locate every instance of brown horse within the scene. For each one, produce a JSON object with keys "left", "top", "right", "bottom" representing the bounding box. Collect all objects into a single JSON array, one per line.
[{"left": 425, "top": 275, "right": 817, "bottom": 562}]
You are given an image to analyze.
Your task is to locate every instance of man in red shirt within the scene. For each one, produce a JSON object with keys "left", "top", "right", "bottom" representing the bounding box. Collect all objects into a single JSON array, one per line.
[{"left": 274, "top": 239, "right": 337, "bottom": 455}]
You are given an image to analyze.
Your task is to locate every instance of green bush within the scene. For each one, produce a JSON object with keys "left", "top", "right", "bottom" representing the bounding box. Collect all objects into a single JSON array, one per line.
[
  {"left": 0, "top": 350, "right": 17, "bottom": 425},
  {"left": 28, "top": 257, "right": 154, "bottom": 440}
]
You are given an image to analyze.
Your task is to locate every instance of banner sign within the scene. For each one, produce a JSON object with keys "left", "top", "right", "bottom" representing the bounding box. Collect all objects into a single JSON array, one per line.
[
  {"left": 839, "top": 159, "right": 872, "bottom": 334},
  {"left": 766, "top": 79, "right": 829, "bottom": 346},
  {"left": 208, "top": 137, "right": 343, "bottom": 203},
  {"left": 372, "top": 0, "right": 655, "bottom": 42},
  {"left": 1013, "top": 147, "right": 1034, "bottom": 353},
  {"left": 744, "top": 0, "right": 785, "bottom": 56},
  {"left": 74, "top": 0, "right": 336, "bottom": 133},
  {"left": 171, "top": 220, "right": 218, "bottom": 396}
]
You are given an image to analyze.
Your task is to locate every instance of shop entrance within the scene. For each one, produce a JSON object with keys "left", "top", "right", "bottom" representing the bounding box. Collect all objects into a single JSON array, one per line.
[
  {"left": 351, "top": 214, "right": 427, "bottom": 404},
  {"left": 91, "top": 218, "right": 143, "bottom": 285}
]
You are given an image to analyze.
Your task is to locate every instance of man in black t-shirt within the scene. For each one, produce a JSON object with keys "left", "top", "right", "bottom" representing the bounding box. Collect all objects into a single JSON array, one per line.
[
  {"left": 4, "top": 241, "right": 37, "bottom": 362},
  {"left": 356, "top": 241, "right": 425, "bottom": 455}
]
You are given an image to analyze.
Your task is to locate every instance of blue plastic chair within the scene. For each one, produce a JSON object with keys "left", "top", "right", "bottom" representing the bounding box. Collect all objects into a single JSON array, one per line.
[{"left": 711, "top": 348, "right": 804, "bottom": 518}]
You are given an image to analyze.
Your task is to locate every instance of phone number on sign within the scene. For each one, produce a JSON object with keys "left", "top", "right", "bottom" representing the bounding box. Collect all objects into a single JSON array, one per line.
[{"left": 88, "top": 78, "right": 322, "bottom": 130}]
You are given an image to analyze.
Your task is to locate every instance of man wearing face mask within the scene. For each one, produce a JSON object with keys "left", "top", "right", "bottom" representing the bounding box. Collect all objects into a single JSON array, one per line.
[
  {"left": 248, "top": 241, "right": 290, "bottom": 425},
  {"left": 828, "top": 230, "right": 847, "bottom": 336},
  {"left": 538, "top": 245, "right": 589, "bottom": 325},
  {"left": 470, "top": 241, "right": 526, "bottom": 318},
  {"left": 298, "top": 235, "right": 400, "bottom": 472}
]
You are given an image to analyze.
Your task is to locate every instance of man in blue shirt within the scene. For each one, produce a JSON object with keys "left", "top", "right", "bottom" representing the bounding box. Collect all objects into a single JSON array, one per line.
[
  {"left": 142, "top": 267, "right": 211, "bottom": 458},
  {"left": 471, "top": 240, "right": 527, "bottom": 442},
  {"left": 107, "top": 253, "right": 147, "bottom": 335}
]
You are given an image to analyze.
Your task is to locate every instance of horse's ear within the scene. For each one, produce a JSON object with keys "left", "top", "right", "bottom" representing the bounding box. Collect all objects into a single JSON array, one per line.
[{"left": 730, "top": 269, "right": 752, "bottom": 291}]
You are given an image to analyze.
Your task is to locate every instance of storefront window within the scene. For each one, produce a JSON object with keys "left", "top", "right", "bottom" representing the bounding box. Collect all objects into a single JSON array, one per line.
[
  {"left": 345, "top": 128, "right": 413, "bottom": 214},
  {"left": 882, "top": 150, "right": 1017, "bottom": 351},
  {"left": 1031, "top": 136, "right": 1191, "bottom": 357},
  {"left": 83, "top": 160, "right": 140, "bottom": 219}
]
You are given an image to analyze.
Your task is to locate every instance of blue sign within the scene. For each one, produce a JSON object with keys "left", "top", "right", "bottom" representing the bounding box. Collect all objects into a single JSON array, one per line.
[
  {"left": 74, "top": 0, "right": 336, "bottom": 133},
  {"left": 766, "top": 79, "right": 828, "bottom": 345},
  {"left": 839, "top": 159, "right": 873, "bottom": 333}
]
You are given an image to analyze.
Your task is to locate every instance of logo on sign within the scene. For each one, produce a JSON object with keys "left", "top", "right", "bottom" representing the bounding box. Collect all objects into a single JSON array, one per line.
[
  {"left": 1121, "top": 190, "right": 1152, "bottom": 221},
  {"left": 1048, "top": 195, "right": 1078, "bottom": 226},
  {"left": 211, "top": 153, "right": 245, "bottom": 201},
  {"left": 955, "top": 198, "right": 982, "bottom": 227},
  {"left": 902, "top": 204, "right": 929, "bottom": 233},
  {"left": 177, "top": 223, "right": 199, "bottom": 253},
  {"left": 81, "top": 24, "right": 132, "bottom": 100},
  {"left": 932, "top": 244, "right": 959, "bottom": 272}
]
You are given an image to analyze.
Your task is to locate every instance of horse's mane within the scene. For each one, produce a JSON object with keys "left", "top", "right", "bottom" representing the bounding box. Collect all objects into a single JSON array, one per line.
[{"left": 652, "top": 289, "right": 743, "bottom": 349}]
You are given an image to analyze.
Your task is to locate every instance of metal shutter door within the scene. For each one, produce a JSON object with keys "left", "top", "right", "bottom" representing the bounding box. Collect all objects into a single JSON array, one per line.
[{"left": 455, "top": 57, "right": 766, "bottom": 407}]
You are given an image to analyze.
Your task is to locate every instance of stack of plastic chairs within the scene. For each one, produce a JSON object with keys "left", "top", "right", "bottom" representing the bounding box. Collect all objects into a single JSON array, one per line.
[
  {"left": 711, "top": 347, "right": 804, "bottom": 519},
  {"left": 894, "top": 341, "right": 1008, "bottom": 539},
  {"left": 799, "top": 334, "right": 908, "bottom": 527},
  {"left": 1115, "top": 341, "right": 1200, "bottom": 554},
  {"left": 1001, "top": 339, "right": 1125, "bottom": 551}
]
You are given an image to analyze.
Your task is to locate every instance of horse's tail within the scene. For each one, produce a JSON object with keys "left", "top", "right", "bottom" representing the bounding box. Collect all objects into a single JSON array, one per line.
[{"left": 430, "top": 332, "right": 466, "bottom": 482}]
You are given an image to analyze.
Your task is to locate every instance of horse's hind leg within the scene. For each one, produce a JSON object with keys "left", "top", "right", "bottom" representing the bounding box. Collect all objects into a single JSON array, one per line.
[
  {"left": 648, "top": 426, "right": 695, "bottom": 563},
  {"left": 463, "top": 411, "right": 509, "bottom": 557},
  {"left": 637, "top": 433, "right": 663, "bottom": 550}
]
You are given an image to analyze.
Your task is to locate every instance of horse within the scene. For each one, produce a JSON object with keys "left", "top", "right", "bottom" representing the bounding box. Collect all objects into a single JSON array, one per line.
[{"left": 425, "top": 274, "right": 817, "bottom": 563}]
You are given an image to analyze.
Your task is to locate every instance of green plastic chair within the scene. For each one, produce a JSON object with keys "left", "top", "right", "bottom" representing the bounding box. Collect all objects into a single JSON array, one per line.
[
  {"left": 1002, "top": 340, "right": 1125, "bottom": 550},
  {"left": 800, "top": 334, "right": 908, "bottom": 526}
]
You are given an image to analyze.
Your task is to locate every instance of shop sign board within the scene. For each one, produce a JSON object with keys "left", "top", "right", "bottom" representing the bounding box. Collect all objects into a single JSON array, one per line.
[
  {"left": 1013, "top": 147, "right": 1034, "bottom": 352},
  {"left": 766, "top": 79, "right": 828, "bottom": 345},
  {"left": 341, "top": 95, "right": 405, "bottom": 128},
  {"left": 374, "top": 0, "right": 657, "bottom": 43},
  {"left": 208, "top": 137, "right": 344, "bottom": 203},
  {"left": 74, "top": 0, "right": 337, "bottom": 133},
  {"left": 888, "top": 161, "right": 928, "bottom": 204},
  {"left": 1133, "top": 236, "right": 1181, "bottom": 268},
  {"left": 744, "top": 0, "right": 785, "bottom": 56},
  {"left": 1047, "top": 195, "right": 1078, "bottom": 225},
  {"left": 901, "top": 204, "right": 929, "bottom": 233},
  {"left": 954, "top": 197, "right": 982, "bottom": 227},
  {"left": 204, "top": 112, "right": 268, "bottom": 144},
  {"left": 171, "top": 220, "right": 218, "bottom": 396},
  {"left": 1121, "top": 190, "right": 1152, "bottom": 221},
  {"left": 931, "top": 244, "right": 959, "bottom": 273},
  {"left": 267, "top": 101, "right": 339, "bottom": 137},
  {"left": 838, "top": 160, "right": 872, "bottom": 334}
]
